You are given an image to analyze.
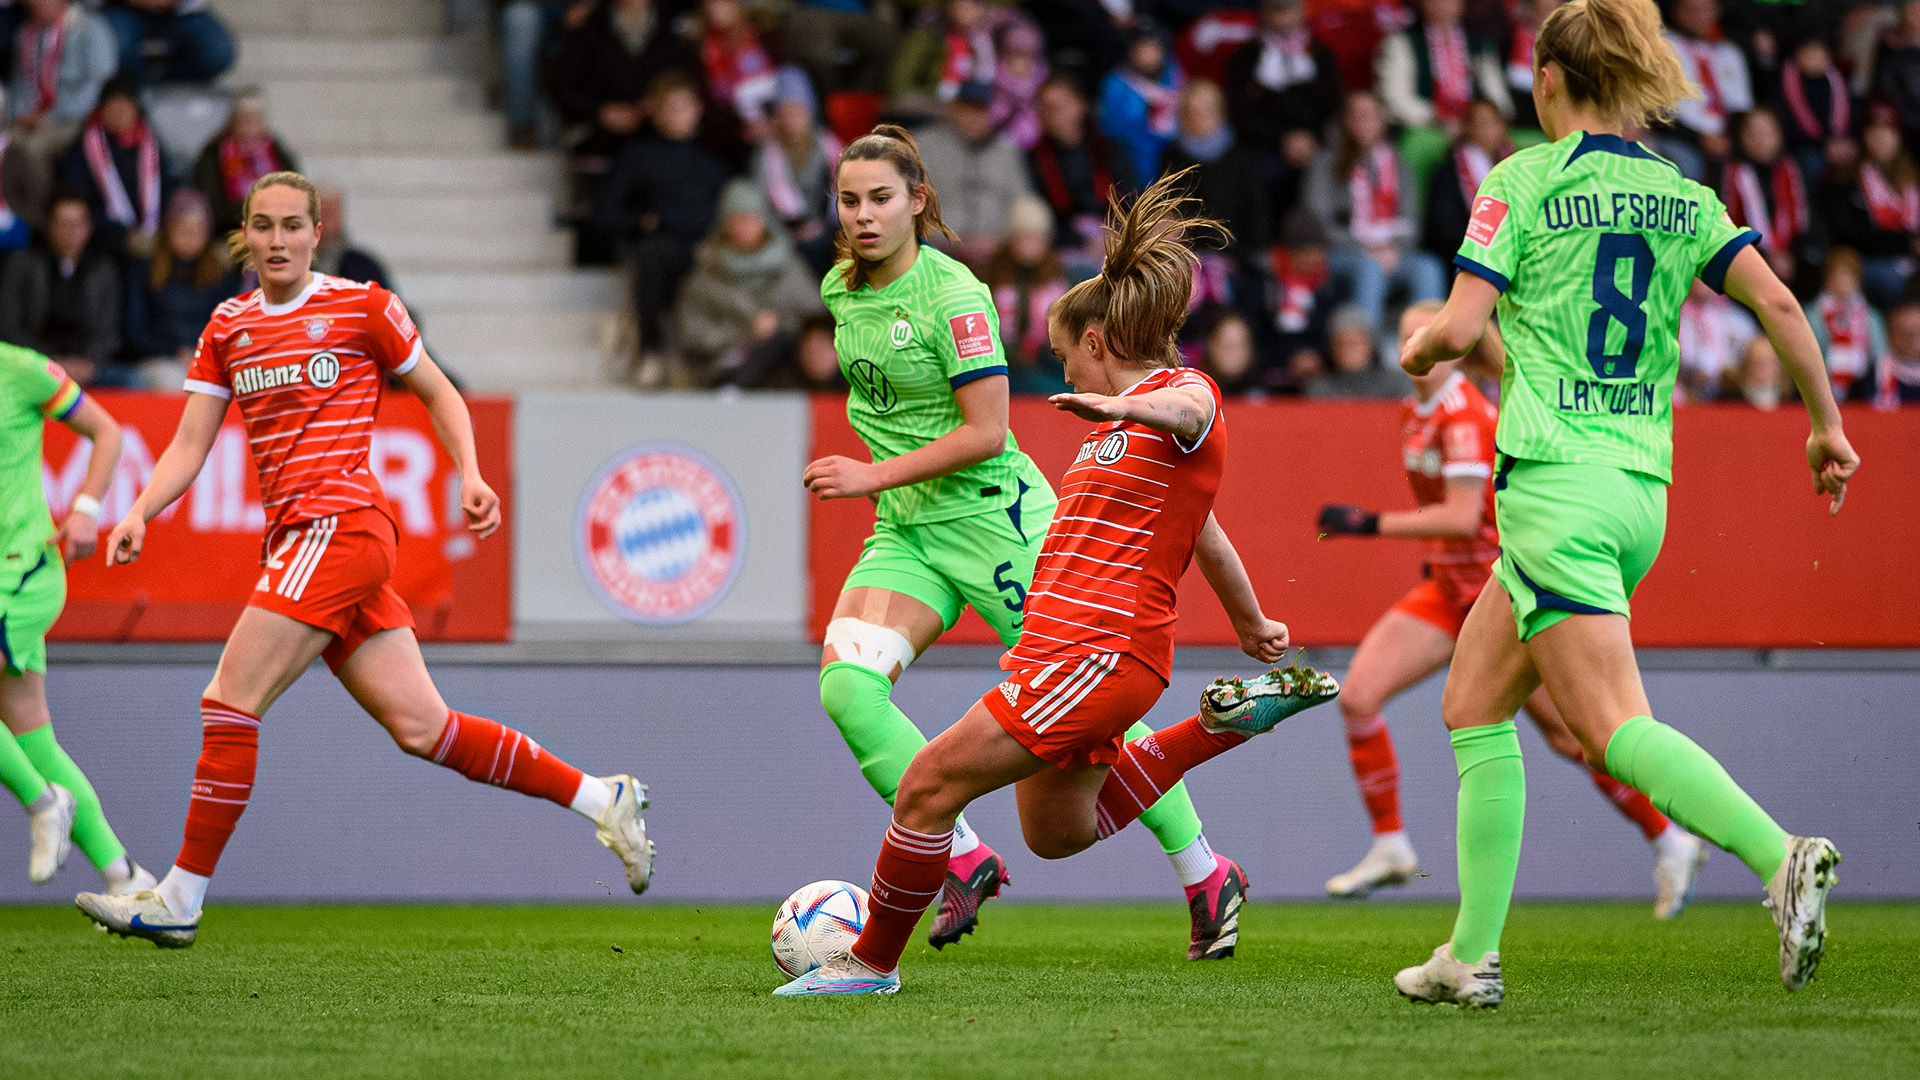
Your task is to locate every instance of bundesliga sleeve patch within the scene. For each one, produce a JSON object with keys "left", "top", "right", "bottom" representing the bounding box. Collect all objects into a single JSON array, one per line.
[
  {"left": 1465, "top": 196, "right": 1510, "bottom": 247},
  {"left": 385, "top": 294, "right": 418, "bottom": 342},
  {"left": 948, "top": 312, "right": 994, "bottom": 360}
]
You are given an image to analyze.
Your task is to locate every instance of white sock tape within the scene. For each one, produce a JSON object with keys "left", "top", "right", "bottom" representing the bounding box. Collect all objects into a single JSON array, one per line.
[{"left": 825, "top": 617, "right": 917, "bottom": 677}]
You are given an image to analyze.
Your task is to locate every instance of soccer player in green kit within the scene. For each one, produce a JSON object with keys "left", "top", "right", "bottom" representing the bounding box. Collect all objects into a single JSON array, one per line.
[
  {"left": 0, "top": 344, "right": 153, "bottom": 895},
  {"left": 1393, "top": 0, "right": 1860, "bottom": 1007},
  {"left": 805, "top": 126, "right": 1247, "bottom": 959}
]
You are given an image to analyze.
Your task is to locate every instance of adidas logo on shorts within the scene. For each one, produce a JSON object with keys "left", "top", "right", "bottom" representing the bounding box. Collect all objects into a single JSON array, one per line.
[{"left": 998, "top": 682, "right": 1020, "bottom": 707}]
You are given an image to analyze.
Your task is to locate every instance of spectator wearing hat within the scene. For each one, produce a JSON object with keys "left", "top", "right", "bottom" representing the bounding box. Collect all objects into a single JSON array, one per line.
[
  {"left": 1374, "top": 0, "right": 1512, "bottom": 184},
  {"left": 191, "top": 92, "right": 298, "bottom": 236},
  {"left": 59, "top": 72, "right": 169, "bottom": 260},
  {"left": 1099, "top": 23, "right": 1183, "bottom": 186},
  {"left": 101, "top": 0, "right": 234, "bottom": 86},
  {"left": 6, "top": 0, "right": 119, "bottom": 204},
  {"left": 0, "top": 189, "right": 123, "bottom": 386},
  {"left": 916, "top": 78, "right": 1034, "bottom": 270},
  {"left": 754, "top": 66, "right": 842, "bottom": 277},
  {"left": 673, "top": 178, "right": 825, "bottom": 388},
  {"left": 986, "top": 194, "right": 1070, "bottom": 394},
  {"left": 1221, "top": 0, "right": 1341, "bottom": 215},
  {"left": 1027, "top": 75, "right": 1137, "bottom": 268},
  {"left": 551, "top": 0, "right": 704, "bottom": 160},
  {"left": 1306, "top": 303, "right": 1410, "bottom": 399},
  {"left": 125, "top": 188, "right": 238, "bottom": 386}
]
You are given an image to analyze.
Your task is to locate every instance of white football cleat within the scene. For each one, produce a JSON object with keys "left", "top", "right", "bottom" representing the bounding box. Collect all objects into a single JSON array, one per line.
[
  {"left": 107, "top": 861, "right": 159, "bottom": 898},
  {"left": 1765, "top": 835, "right": 1841, "bottom": 991},
  {"left": 74, "top": 889, "right": 198, "bottom": 948},
  {"left": 1326, "top": 832, "right": 1419, "bottom": 898},
  {"left": 772, "top": 949, "right": 901, "bottom": 996},
  {"left": 595, "top": 775, "right": 655, "bottom": 895},
  {"left": 1395, "top": 942, "right": 1502, "bottom": 1008},
  {"left": 27, "top": 783, "right": 76, "bottom": 884},
  {"left": 1652, "top": 828, "right": 1707, "bottom": 919}
]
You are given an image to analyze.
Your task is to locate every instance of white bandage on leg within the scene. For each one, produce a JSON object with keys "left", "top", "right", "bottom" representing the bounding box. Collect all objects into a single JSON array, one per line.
[{"left": 825, "top": 617, "right": 918, "bottom": 677}]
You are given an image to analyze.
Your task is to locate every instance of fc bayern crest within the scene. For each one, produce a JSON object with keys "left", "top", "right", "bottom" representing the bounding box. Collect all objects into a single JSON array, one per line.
[
  {"left": 575, "top": 444, "right": 747, "bottom": 625},
  {"left": 305, "top": 318, "right": 329, "bottom": 341}
]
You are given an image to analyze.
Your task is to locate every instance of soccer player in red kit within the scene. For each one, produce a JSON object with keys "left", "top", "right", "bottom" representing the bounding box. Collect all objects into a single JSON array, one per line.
[
  {"left": 774, "top": 173, "right": 1339, "bottom": 996},
  {"left": 1315, "top": 301, "right": 1705, "bottom": 917},
  {"left": 73, "top": 172, "right": 654, "bottom": 947}
]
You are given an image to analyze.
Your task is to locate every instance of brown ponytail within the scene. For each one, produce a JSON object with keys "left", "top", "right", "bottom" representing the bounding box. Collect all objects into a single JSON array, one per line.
[
  {"left": 1050, "top": 167, "right": 1229, "bottom": 370},
  {"left": 1534, "top": 0, "right": 1695, "bottom": 130},
  {"left": 833, "top": 124, "right": 957, "bottom": 290},
  {"left": 225, "top": 170, "right": 321, "bottom": 271}
]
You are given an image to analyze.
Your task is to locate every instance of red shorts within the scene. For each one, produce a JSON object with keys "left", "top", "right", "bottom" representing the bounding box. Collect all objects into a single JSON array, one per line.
[
  {"left": 983, "top": 652, "right": 1167, "bottom": 769},
  {"left": 1390, "top": 578, "right": 1478, "bottom": 639},
  {"left": 249, "top": 506, "right": 414, "bottom": 672}
]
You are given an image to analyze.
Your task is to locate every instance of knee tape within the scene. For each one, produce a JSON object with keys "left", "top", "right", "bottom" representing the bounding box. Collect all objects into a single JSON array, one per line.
[{"left": 824, "top": 618, "right": 916, "bottom": 677}]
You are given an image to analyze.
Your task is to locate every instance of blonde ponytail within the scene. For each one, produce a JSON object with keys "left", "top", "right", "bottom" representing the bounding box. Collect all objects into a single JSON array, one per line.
[
  {"left": 1536, "top": 0, "right": 1695, "bottom": 130},
  {"left": 1051, "top": 168, "right": 1229, "bottom": 369}
]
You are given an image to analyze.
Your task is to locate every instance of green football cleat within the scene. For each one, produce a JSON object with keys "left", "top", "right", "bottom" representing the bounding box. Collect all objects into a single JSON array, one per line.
[{"left": 1199, "top": 662, "right": 1340, "bottom": 736}]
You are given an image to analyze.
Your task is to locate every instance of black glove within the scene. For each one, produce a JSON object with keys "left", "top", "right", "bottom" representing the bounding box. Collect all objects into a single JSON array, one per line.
[{"left": 1317, "top": 503, "right": 1380, "bottom": 536}]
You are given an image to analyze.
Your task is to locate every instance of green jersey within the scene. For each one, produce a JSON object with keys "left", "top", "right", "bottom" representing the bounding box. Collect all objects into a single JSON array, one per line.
[
  {"left": 0, "top": 345, "right": 80, "bottom": 581},
  {"left": 823, "top": 245, "right": 1050, "bottom": 525},
  {"left": 1455, "top": 131, "right": 1758, "bottom": 482}
]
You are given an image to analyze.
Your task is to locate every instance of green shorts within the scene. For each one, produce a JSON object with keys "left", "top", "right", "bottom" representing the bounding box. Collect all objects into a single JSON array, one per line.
[
  {"left": 841, "top": 482, "right": 1056, "bottom": 648},
  {"left": 0, "top": 548, "right": 64, "bottom": 676},
  {"left": 1491, "top": 456, "right": 1667, "bottom": 642}
]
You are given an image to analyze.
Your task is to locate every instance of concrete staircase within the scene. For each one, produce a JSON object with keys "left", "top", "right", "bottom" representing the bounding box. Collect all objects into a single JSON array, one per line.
[{"left": 213, "top": 0, "right": 622, "bottom": 391}]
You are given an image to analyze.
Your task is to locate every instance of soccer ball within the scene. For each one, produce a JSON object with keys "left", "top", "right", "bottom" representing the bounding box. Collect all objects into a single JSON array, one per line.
[{"left": 771, "top": 880, "right": 869, "bottom": 978}]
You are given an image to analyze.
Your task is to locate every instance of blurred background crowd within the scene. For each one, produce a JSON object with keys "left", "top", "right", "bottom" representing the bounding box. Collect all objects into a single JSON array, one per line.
[{"left": 4, "top": 0, "right": 1920, "bottom": 410}]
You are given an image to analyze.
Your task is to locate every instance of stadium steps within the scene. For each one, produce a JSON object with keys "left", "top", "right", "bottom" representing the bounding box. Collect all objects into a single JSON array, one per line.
[{"left": 214, "top": 0, "right": 626, "bottom": 391}]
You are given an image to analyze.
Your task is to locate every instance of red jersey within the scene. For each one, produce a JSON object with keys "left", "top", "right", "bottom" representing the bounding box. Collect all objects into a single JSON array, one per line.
[
  {"left": 186, "top": 274, "right": 422, "bottom": 533},
  {"left": 1401, "top": 371, "right": 1500, "bottom": 603},
  {"left": 1006, "top": 368, "right": 1227, "bottom": 681}
]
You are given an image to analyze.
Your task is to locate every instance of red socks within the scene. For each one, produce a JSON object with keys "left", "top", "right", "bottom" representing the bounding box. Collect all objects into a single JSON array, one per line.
[
  {"left": 1095, "top": 715, "right": 1243, "bottom": 839},
  {"left": 850, "top": 823, "right": 951, "bottom": 974},
  {"left": 175, "top": 699, "right": 260, "bottom": 876},
  {"left": 1344, "top": 712, "right": 1404, "bottom": 835},
  {"left": 1589, "top": 767, "right": 1672, "bottom": 841},
  {"left": 429, "top": 710, "right": 585, "bottom": 807}
]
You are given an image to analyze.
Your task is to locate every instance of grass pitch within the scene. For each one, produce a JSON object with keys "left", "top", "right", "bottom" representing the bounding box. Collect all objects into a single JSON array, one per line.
[{"left": 0, "top": 901, "right": 1915, "bottom": 1079}]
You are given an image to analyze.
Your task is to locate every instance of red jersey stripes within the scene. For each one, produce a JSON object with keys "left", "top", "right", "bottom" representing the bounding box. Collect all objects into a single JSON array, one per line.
[
  {"left": 1401, "top": 371, "right": 1500, "bottom": 603},
  {"left": 186, "top": 274, "right": 422, "bottom": 534},
  {"left": 1006, "top": 368, "right": 1226, "bottom": 681}
]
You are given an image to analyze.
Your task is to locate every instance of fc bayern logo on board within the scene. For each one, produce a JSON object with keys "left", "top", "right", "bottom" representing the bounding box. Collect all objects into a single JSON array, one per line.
[{"left": 576, "top": 444, "right": 747, "bottom": 625}]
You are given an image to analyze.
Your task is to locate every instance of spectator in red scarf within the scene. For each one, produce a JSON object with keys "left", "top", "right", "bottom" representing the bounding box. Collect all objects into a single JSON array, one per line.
[
  {"left": 1267, "top": 207, "right": 1336, "bottom": 391},
  {"left": 1423, "top": 97, "right": 1511, "bottom": 260},
  {"left": 1222, "top": 0, "right": 1342, "bottom": 217},
  {"left": 1721, "top": 108, "right": 1815, "bottom": 291},
  {"left": 1773, "top": 36, "right": 1854, "bottom": 184},
  {"left": 698, "top": 0, "right": 776, "bottom": 155},
  {"left": 4, "top": 0, "right": 118, "bottom": 208},
  {"left": 752, "top": 66, "right": 841, "bottom": 275},
  {"left": 1803, "top": 248, "right": 1886, "bottom": 403},
  {"left": 985, "top": 194, "right": 1070, "bottom": 394},
  {"left": 190, "top": 93, "right": 298, "bottom": 236},
  {"left": 1821, "top": 105, "right": 1920, "bottom": 310},
  {"left": 1374, "top": 0, "right": 1512, "bottom": 184},
  {"left": 1027, "top": 76, "right": 1137, "bottom": 269},
  {"left": 888, "top": 0, "right": 1019, "bottom": 122},
  {"left": 58, "top": 72, "right": 168, "bottom": 260},
  {"left": 1656, "top": 0, "right": 1753, "bottom": 182},
  {"left": 1304, "top": 90, "right": 1445, "bottom": 357}
]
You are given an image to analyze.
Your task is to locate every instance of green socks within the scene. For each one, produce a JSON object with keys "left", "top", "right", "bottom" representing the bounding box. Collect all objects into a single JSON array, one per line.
[
  {"left": 819, "top": 663, "right": 927, "bottom": 805},
  {"left": 16, "top": 725, "right": 125, "bottom": 870},
  {"left": 1123, "top": 719, "right": 1204, "bottom": 854},
  {"left": 0, "top": 726, "right": 47, "bottom": 806},
  {"left": 1604, "top": 714, "right": 1788, "bottom": 880},
  {"left": 1449, "top": 721, "right": 1525, "bottom": 963}
]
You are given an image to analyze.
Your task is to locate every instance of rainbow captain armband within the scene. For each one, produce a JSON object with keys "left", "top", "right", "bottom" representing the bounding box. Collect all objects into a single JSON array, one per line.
[{"left": 41, "top": 372, "right": 82, "bottom": 421}]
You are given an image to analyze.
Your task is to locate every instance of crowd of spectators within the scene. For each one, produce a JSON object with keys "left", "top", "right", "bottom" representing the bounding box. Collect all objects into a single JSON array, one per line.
[{"left": 507, "top": 0, "right": 1920, "bottom": 407}]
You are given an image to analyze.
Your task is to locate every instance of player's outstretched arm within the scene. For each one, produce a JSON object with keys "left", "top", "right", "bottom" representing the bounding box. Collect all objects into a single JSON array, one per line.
[
  {"left": 1319, "top": 477, "right": 1486, "bottom": 540},
  {"left": 55, "top": 394, "right": 122, "bottom": 564},
  {"left": 1048, "top": 383, "right": 1214, "bottom": 442},
  {"left": 401, "top": 351, "right": 500, "bottom": 538},
  {"left": 1402, "top": 273, "right": 1500, "bottom": 377},
  {"left": 803, "top": 374, "right": 1010, "bottom": 500},
  {"left": 107, "top": 391, "right": 226, "bottom": 565},
  {"left": 1194, "top": 513, "right": 1289, "bottom": 664},
  {"left": 1722, "top": 245, "right": 1861, "bottom": 515}
]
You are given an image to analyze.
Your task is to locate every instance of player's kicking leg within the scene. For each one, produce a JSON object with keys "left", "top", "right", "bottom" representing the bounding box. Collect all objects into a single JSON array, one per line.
[
  {"left": 1520, "top": 688, "right": 1705, "bottom": 919},
  {"left": 1324, "top": 611, "right": 1451, "bottom": 898}
]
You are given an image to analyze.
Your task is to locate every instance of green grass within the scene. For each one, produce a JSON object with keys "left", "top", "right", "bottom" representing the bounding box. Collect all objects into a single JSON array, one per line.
[{"left": 1, "top": 902, "right": 1916, "bottom": 1079}]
